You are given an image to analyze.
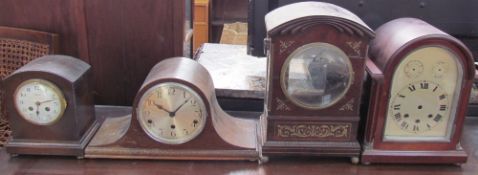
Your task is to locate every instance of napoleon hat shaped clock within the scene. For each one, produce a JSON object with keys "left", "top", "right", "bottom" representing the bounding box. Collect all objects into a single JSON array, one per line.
[
  {"left": 361, "top": 18, "right": 474, "bottom": 165},
  {"left": 85, "top": 57, "right": 258, "bottom": 160},
  {"left": 259, "top": 2, "right": 374, "bottom": 163}
]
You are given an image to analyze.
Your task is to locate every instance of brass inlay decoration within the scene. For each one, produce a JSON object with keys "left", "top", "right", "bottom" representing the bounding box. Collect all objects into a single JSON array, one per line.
[
  {"left": 275, "top": 98, "right": 291, "bottom": 111},
  {"left": 339, "top": 99, "right": 354, "bottom": 111},
  {"left": 346, "top": 41, "right": 362, "bottom": 56},
  {"left": 279, "top": 40, "right": 295, "bottom": 54},
  {"left": 276, "top": 123, "right": 350, "bottom": 139}
]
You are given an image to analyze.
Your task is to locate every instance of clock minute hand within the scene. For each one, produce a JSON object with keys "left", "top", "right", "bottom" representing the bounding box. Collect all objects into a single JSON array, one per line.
[
  {"left": 39, "top": 99, "right": 55, "bottom": 104},
  {"left": 172, "top": 97, "right": 192, "bottom": 114}
]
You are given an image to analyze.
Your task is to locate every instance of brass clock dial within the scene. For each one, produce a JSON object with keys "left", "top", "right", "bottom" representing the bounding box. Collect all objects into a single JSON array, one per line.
[
  {"left": 384, "top": 46, "right": 462, "bottom": 141},
  {"left": 14, "top": 79, "right": 67, "bottom": 125},
  {"left": 137, "top": 82, "right": 207, "bottom": 144},
  {"left": 281, "top": 42, "right": 353, "bottom": 109}
]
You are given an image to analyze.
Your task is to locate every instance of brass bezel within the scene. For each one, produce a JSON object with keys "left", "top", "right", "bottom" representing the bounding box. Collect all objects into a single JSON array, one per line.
[{"left": 13, "top": 79, "right": 67, "bottom": 126}]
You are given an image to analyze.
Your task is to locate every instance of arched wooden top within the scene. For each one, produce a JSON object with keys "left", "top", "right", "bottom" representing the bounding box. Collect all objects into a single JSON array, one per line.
[
  {"left": 9, "top": 55, "right": 90, "bottom": 83},
  {"left": 265, "top": 1, "right": 374, "bottom": 38},
  {"left": 370, "top": 18, "right": 475, "bottom": 80}
]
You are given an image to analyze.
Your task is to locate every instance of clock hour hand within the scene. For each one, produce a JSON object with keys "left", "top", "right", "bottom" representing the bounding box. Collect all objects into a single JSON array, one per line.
[{"left": 153, "top": 103, "right": 173, "bottom": 113}]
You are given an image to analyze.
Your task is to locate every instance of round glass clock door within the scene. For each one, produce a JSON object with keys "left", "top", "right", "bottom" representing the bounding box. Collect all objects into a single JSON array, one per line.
[
  {"left": 14, "top": 79, "right": 67, "bottom": 125},
  {"left": 384, "top": 46, "right": 463, "bottom": 141},
  {"left": 281, "top": 42, "right": 353, "bottom": 109},
  {"left": 137, "top": 82, "right": 207, "bottom": 144}
]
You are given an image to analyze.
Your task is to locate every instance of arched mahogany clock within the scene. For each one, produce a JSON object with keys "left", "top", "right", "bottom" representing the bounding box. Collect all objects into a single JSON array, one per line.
[
  {"left": 361, "top": 18, "right": 474, "bottom": 165},
  {"left": 85, "top": 57, "right": 259, "bottom": 160},
  {"left": 258, "top": 2, "right": 374, "bottom": 163},
  {"left": 4, "top": 55, "right": 98, "bottom": 158}
]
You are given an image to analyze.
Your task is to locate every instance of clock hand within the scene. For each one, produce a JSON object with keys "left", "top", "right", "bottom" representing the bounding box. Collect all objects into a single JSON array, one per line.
[
  {"left": 171, "top": 97, "right": 192, "bottom": 116},
  {"left": 35, "top": 101, "right": 41, "bottom": 116},
  {"left": 153, "top": 103, "right": 173, "bottom": 114},
  {"left": 39, "top": 99, "right": 55, "bottom": 104}
]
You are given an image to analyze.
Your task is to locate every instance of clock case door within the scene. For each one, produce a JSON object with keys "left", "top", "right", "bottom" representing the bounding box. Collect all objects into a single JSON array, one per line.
[
  {"left": 259, "top": 2, "right": 374, "bottom": 158},
  {"left": 85, "top": 57, "right": 258, "bottom": 161},
  {"left": 362, "top": 18, "right": 475, "bottom": 164},
  {"left": 4, "top": 55, "right": 98, "bottom": 157}
]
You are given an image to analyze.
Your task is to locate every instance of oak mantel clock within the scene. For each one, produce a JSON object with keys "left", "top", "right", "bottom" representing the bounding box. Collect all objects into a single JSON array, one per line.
[
  {"left": 86, "top": 57, "right": 258, "bottom": 160},
  {"left": 258, "top": 2, "right": 374, "bottom": 162},
  {"left": 361, "top": 18, "right": 474, "bottom": 165},
  {"left": 4, "top": 55, "right": 98, "bottom": 157}
]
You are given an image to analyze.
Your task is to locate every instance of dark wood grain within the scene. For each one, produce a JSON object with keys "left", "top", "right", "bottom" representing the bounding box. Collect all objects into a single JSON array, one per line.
[
  {"left": 0, "top": 0, "right": 89, "bottom": 62},
  {"left": 84, "top": 0, "right": 185, "bottom": 106},
  {"left": 0, "top": 0, "right": 185, "bottom": 106}
]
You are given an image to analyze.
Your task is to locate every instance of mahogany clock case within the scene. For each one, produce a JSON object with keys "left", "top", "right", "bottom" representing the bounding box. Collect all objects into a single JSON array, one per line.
[
  {"left": 85, "top": 57, "right": 259, "bottom": 161},
  {"left": 362, "top": 18, "right": 475, "bottom": 164},
  {"left": 259, "top": 2, "right": 374, "bottom": 159},
  {"left": 4, "top": 55, "right": 98, "bottom": 157}
]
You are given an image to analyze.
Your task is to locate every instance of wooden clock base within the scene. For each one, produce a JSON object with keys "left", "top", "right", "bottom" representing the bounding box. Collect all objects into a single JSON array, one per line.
[
  {"left": 361, "top": 147, "right": 468, "bottom": 165},
  {"left": 85, "top": 113, "right": 258, "bottom": 161},
  {"left": 6, "top": 120, "right": 100, "bottom": 158}
]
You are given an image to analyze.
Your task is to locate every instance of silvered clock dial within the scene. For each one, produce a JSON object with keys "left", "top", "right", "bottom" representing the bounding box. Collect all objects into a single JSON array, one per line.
[{"left": 137, "top": 82, "right": 207, "bottom": 144}]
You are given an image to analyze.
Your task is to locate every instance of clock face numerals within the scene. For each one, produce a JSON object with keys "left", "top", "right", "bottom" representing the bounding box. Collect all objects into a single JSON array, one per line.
[
  {"left": 390, "top": 81, "right": 449, "bottom": 133},
  {"left": 404, "top": 60, "right": 424, "bottom": 78},
  {"left": 384, "top": 46, "right": 462, "bottom": 141},
  {"left": 14, "top": 79, "right": 67, "bottom": 125},
  {"left": 281, "top": 42, "right": 353, "bottom": 109},
  {"left": 137, "top": 82, "right": 207, "bottom": 144}
]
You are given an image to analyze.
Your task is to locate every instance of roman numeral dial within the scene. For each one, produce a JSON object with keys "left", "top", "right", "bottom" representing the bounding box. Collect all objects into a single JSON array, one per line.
[{"left": 389, "top": 81, "right": 450, "bottom": 134}]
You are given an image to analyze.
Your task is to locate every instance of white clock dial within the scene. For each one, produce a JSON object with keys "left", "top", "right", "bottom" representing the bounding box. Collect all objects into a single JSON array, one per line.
[
  {"left": 14, "top": 79, "right": 67, "bottom": 125},
  {"left": 389, "top": 81, "right": 449, "bottom": 133},
  {"left": 384, "top": 46, "right": 462, "bottom": 141},
  {"left": 137, "top": 82, "right": 207, "bottom": 144}
]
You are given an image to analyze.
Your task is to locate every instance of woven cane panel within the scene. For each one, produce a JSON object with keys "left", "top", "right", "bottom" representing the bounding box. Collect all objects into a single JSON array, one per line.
[{"left": 0, "top": 38, "right": 50, "bottom": 147}]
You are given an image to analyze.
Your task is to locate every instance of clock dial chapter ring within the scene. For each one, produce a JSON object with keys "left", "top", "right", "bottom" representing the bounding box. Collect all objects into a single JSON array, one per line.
[
  {"left": 137, "top": 82, "right": 207, "bottom": 145},
  {"left": 389, "top": 80, "right": 449, "bottom": 134},
  {"left": 13, "top": 79, "right": 67, "bottom": 126}
]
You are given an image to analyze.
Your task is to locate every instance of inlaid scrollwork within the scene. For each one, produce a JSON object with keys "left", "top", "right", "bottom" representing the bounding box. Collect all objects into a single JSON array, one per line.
[{"left": 276, "top": 123, "right": 350, "bottom": 139}]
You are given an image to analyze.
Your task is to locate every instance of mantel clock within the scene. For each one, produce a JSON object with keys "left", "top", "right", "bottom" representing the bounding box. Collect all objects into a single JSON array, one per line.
[
  {"left": 362, "top": 18, "right": 474, "bottom": 164},
  {"left": 259, "top": 2, "right": 374, "bottom": 163},
  {"left": 4, "top": 55, "right": 98, "bottom": 157},
  {"left": 86, "top": 57, "right": 258, "bottom": 160}
]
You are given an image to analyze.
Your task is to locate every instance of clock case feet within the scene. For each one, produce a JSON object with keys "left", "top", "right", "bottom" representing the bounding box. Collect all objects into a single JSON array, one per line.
[
  {"left": 361, "top": 148, "right": 467, "bottom": 165},
  {"left": 5, "top": 120, "right": 100, "bottom": 157}
]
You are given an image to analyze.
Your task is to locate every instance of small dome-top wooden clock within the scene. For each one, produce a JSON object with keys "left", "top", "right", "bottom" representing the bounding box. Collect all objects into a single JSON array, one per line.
[
  {"left": 4, "top": 55, "right": 98, "bottom": 157},
  {"left": 259, "top": 2, "right": 374, "bottom": 162},
  {"left": 361, "top": 18, "right": 474, "bottom": 164},
  {"left": 86, "top": 57, "right": 258, "bottom": 160}
]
